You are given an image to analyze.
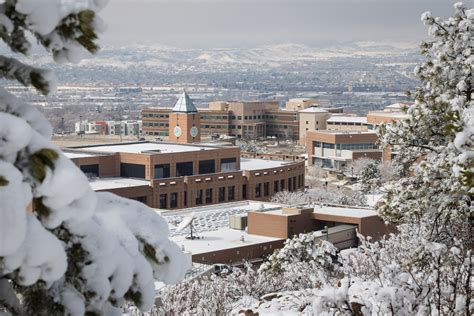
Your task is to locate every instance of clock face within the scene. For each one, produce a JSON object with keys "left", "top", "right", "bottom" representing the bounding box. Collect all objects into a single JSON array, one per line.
[
  {"left": 190, "top": 126, "right": 199, "bottom": 138},
  {"left": 173, "top": 126, "right": 182, "bottom": 137}
]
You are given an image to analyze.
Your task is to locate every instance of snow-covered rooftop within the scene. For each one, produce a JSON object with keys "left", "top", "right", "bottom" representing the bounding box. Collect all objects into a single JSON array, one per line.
[
  {"left": 240, "top": 158, "right": 292, "bottom": 171},
  {"left": 299, "top": 107, "right": 328, "bottom": 113},
  {"left": 263, "top": 205, "right": 377, "bottom": 218},
  {"left": 327, "top": 116, "right": 367, "bottom": 124},
  {"left": 172, "top": 228, "right": 281, "bottom": 255},
  {"left": 89, "top": 177, "right": 150, "bottom": 191},
  {"left": 313, "top": 205, "right": 377, "bottom": 218},
  {"left": 64, "top": 152, "right": 102, "bottom": 159},
  {"left": 315, "top": 130, "right": 377, "bottom": 135},
  {"left": 73, "top": 142, "right": 221, "bottom": 154}
]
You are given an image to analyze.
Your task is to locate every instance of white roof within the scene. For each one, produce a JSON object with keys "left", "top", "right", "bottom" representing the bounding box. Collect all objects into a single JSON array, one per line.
[
  {"left": 263, "top": 204, "right": 377, "bottom": 218},
  {"left": 75, "top": 142, "right": 219, "bottom": 154},
  {"left": 313, "top": 205, "right": 377, "bottom": 218},
  {"left": 327, "top": 116, "right": 367, "bottom": 124},
  {"left": 64, "top": 152, "right": 100, "bottom": 159},
  {"left": 299, "top": 107, "right": 328, "bottom": 113},
  {"left": 288, "top": 98, "right": 316, "bottom": 102},
  {"left": 172, "top": 227, "right": 281, "bottom": 255},
  {"left": 89, "top": 177, "right": 150, "bottom": 190},
  {"left": 240, "top": 158, "right": 292, "bottom": 171}
]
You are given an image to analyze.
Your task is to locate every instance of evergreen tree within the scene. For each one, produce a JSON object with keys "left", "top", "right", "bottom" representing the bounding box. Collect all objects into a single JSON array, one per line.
[
  {"left": 0, "top": 1, "right": 185, "bottom": 314},
  {"left": 378, "top": 2, "right": 473, "bottom": 241}
]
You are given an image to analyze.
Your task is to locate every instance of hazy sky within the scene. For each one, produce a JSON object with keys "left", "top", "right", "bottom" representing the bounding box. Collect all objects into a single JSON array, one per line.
[{"left": 100, "top": 0, "right": 474, "bottom": 48}]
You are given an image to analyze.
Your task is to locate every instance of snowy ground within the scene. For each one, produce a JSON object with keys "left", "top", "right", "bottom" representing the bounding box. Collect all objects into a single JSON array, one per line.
[{"left": 365, "top": 193, "right": 383, "bottom": 207}]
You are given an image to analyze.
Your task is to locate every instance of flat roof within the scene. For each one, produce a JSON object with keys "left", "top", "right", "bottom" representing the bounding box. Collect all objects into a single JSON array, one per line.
[
  {"left": 312, "top": 130, "right": 377, "bottom": 135},
  {"left": 64, "top": 152, "right": 101, "bottom": 159},
  {"left": 313, "top": 205, "right": 377, "bottom": 218},
  {"left": 261, "top": 205, "right": 377, "bottom": 218},
  {"left": 89, "top": 177, "right": 150, "bottom": 190},
  {"left": 162, "top": 201, "right": 281, "bottom": 237},
  {"left": 172, "top": 227, "right": 281, "bottom": 255},
  {"left": 299, "top": 107, "right": 328, "bottom": 113},
  {"left": 327, "top": 116, "right": 367, "bottom": 123},
  {"left": 72, "top": 142, "right": 224, "bottom": 154},
  {"left": 240, "top": 158, "right": 292, "bottom": 171}
]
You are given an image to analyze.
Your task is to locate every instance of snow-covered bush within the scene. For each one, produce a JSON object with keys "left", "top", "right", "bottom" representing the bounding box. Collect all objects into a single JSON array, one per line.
[
  {"left": 0, "top": 1, "right": 185, "bottom": 314},
  {"left": 259, "top": 235, "right": 342, "bottom": 286},
  {"left": 271, "top": 189, "right": 367, "bottom": 207},
  {"left": 311, "top": 223, "right": 472, "bottom": 315}
]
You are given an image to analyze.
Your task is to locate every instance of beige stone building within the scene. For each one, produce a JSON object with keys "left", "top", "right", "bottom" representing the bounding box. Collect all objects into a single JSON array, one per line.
[
  {"left": 298, "top": 107, "right": 330, "bottom": 144},
  {"left": 306, "top": 130, "right": 382, "bottom": 171}
]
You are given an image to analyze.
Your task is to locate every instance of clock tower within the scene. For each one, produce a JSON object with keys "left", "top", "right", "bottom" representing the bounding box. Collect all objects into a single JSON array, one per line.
[{"left": 169, "top": 91, "right": 201, "bottom": 143}]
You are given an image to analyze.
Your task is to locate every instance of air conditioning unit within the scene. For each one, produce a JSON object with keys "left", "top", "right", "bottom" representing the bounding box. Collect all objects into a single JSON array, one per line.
[{"left": 229, "top": 214, "right": 248, "bottom": 230}]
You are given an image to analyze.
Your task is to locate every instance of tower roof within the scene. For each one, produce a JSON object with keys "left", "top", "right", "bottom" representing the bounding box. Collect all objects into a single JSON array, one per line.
[{"left": 172, "top": 91, "right": 198, "bottom": 113}]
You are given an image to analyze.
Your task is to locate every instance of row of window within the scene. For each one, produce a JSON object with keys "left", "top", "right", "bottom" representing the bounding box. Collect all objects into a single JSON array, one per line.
[
  {"left": 267, "top": 124, "right": 290, "bottom": 129},
  {"left": 201, "top": 115, "right": 229, "bottom": 120},
  {"left": 158, "top": 186, "right": 236, "bottom": 209},
  {"left": 143, "top": 113, "right": 169, "bottom": 118},
  {"left": 327, "top": 122, "right": 365, "bottom": 126},
  {"left": 255, "top": 175, "right": 304, "bottom": 198},
  {"left": 314, "top": 142, "right": 378, "bottom": 150},
  {"left": 143, "top": 122, "right": 169, "bottom": 127},
  {"left": 154, "top": 158, "right": 237, "bottom": 179}
]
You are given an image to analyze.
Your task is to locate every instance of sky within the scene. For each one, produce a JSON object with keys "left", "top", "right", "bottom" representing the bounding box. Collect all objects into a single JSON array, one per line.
[{"left": 100, "top": 0, "right": 474, "bottom": 48}]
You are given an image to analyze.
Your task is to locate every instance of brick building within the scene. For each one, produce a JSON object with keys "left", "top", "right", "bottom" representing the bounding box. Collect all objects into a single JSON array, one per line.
[{"left": 66, "top": 141, "right": 305, "bottom": 210}]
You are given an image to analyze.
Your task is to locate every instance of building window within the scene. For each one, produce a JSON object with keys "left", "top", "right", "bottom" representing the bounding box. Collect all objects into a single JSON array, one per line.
[
  {"left": 170, "top": 192, "right": 178, "bottom": 208},
  {"left": 242, "top": 184, "right": 247, "bottom": 200},
  {"left": 255, "top": 183, "right": 261, "bottom": 198},
  {"left": 306, "top": 121, "right": 308, "bottom": 124},
  {"left": 80, "top": 164, "right": 99, "bottom": 178},
  {"left": 228, "top": 186, "right": 235, "bottom": 201},
  {"left": 195, "top": 189, "right": 203, "bottom": 205},
  {"left": 274, "top": 180, "right": 279, "bottom": 193},
  {"left": 221, "top": 157, "right": 237, "bottom": 172},
  {"left": 159, "top": 194, "right": 167, "bottom": 209},
  {"left": 120, "top": 163, "right": 145, "bottom": 178},
  {"left": 219, "top": 187, "right": 226, "bottom": 202},
  {"left": 154, "top": 164, "right": 170, "bottom": 179},
  {"left": 184, "top": 191, "right": 187, "bottom": 207},
  {"left": 176, "top": 161, "right": 193, "bottom": 177},
  {"left": 280, "top": 179, "right": 285, "bottom": 191},
  {"left": 205, "top": 188, "right": 213, "bottom": 204},
  {"left": 264, "top": 182, "right": 269, "bottom": 196},
  {"left": 288, "top": 178, "right": 292, "bottom": 191},
  {"left": 199, "top": 160, "right": 215, "bottom": 174}
]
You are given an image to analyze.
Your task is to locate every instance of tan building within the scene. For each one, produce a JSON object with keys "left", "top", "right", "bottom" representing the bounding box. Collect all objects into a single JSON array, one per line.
[
  {"left": 306, "top": 130, "right": 382, "bottom": 171},
  {"left": 326, "top": 116, "right": 368, "bottom": 131},
  {"left": 143, "top": 99, "right": 301, "bottom": 140},
  {"left": 66, "top": 141, "right": 305, "bottom": 210},
  {"left": 285, "top": 98, "right": 319, "bottom": 111},
  {"left": 298, "top": 107, "right": 330, "bottom": 144}
]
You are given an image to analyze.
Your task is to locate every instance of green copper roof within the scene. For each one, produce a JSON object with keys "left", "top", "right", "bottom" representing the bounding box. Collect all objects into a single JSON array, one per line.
[{"left": 172, "top": 91, "right": 198, "bottom": 113}]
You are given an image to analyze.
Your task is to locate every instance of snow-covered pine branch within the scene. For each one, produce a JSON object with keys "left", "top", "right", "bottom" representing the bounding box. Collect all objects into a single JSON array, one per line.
[{"left": 0, "top": 1, "right": 186, "bottom": 314}]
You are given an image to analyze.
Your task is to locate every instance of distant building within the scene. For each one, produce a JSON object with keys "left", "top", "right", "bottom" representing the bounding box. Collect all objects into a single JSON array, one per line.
[
  {"left": 306, "top": 130, "right": 382, "bottom": 171},
  {"left": 326, "top": 116, "right": 368, "bottom": 131},
  {"left": 74, "top": 120, "right": 142, "bottom": 137},
  {"left": 298, "top": 107, "right": 330, "bottom": 145}
]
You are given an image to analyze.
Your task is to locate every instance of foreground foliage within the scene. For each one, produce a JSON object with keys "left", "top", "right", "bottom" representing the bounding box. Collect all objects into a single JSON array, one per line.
[{"left": 0, "top": 1, "right": 185, "bottom": 314}]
